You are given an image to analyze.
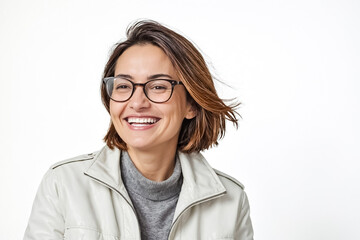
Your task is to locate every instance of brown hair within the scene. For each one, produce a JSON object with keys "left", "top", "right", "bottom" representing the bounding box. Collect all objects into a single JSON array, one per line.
[{"left": 101, "top": 20, "right": 240, "bottom": 153}]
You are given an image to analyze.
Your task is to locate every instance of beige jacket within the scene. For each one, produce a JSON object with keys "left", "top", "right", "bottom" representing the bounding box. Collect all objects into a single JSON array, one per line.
[{"left": 24, "top": 146, "right": 254, "bottom": 240}]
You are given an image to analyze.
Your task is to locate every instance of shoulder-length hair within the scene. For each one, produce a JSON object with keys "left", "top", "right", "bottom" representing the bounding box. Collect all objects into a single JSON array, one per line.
[{"left": 101, "top": 20, "right": 240, "bottom": 153}]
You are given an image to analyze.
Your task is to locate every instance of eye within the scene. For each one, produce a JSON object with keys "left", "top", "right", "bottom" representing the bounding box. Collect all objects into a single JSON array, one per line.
[
  {"left": 114, "top": 82, "right": 132, "bottom": 92},
  {"left": 152, "top": 85, "right": 167, "bottom": 90},
  {"left": 147, "top": 80, "right": 171, "bottom": 92},
  {"left": 116, "top": 84, "right": 131, "bottom": 89}
]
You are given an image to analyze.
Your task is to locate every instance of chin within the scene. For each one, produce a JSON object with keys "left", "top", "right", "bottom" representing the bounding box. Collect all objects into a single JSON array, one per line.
[{"left": 124, "top": 140, "right": 154, "bottom": 151}]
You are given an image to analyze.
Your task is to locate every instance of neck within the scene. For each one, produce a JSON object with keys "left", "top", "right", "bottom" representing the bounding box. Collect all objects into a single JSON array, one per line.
[{"left": 127, "top": 143, "right": 178, "bottom": 182}]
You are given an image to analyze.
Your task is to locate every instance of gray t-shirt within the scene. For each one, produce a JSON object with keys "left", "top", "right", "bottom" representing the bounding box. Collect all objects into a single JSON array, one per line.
[{"left": 121, "top": 151, "right": 183, "bottom": 240}]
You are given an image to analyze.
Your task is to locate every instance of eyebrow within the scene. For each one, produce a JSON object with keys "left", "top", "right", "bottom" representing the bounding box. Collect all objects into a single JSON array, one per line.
[
  {"left": 115, "top": 74, "right": 174, "bottom": 80},
  {"left": 148, "top": 74, "right": 173, "bottom": 80},
  {"left": 115, "top": 74, "right": 133, "bottom": 79}
]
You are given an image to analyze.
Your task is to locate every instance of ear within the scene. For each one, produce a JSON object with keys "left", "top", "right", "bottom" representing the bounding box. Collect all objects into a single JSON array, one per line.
[{"left": 185, "top": 102, "right": 197, "bottom": 120}]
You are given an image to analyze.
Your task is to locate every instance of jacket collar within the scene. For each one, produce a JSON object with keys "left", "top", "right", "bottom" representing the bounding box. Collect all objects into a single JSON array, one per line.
[
  {"left": 83, "top": 146, "right": 132, "bottom": 203},
  {"left": 174, "top": 152, "right": 226, "bottom": 220},
  {"left": 84, "top": 146, "right": 226, "bottom": 212}
]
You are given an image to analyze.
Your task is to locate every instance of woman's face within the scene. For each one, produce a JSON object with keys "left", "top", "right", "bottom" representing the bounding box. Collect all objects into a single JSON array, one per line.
[{"left": 110, "top": 44, "right": 195, "bottom": 152}]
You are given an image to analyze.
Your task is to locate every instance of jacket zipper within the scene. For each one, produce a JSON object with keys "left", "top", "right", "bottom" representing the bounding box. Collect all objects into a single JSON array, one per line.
[
  {"left": 84, "top": 173, "right": 142, "bottom": 239},
  {"left": 167, "top": 191, "right": 225, "bottom": 240}
]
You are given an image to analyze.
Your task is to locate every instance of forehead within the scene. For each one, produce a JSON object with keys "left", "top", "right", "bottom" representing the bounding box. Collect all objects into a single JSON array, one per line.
[{"left": 114, "top": 44, "right": 176, "bottom": 78}]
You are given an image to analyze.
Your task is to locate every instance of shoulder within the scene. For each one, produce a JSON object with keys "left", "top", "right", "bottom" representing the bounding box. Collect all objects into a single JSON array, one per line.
[
  {"left": 50, "top": 151, "right": 98, "bottom": 170},
  {"left": 213, "top": 168, "right": 245, "bottom": 190},
  {"left": 39, "top": 150, "right": 99, "bottom": 189}
]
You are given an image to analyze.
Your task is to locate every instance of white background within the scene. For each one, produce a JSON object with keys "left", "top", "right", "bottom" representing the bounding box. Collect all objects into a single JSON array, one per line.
[{"left": 1, "top": 0, "right": 359, "bottom": 239}]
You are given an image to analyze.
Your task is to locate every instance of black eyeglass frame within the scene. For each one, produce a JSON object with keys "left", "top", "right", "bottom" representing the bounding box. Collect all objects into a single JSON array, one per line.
[{"left": 103, "top": 77, "right": 184, "bottom": 103}]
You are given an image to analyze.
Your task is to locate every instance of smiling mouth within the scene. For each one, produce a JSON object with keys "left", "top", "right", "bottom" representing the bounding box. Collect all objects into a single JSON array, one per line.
[{"left": 125, "top": 117, "right": 160, "bottom": 126}]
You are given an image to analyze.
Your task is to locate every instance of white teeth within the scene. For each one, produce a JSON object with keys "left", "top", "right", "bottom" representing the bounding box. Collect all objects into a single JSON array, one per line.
[{"left": 127, "top": 117, "right": 158, "bottom": 124}]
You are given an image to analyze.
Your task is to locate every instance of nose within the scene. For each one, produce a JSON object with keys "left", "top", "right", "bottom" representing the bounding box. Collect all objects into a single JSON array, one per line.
[{"left": 128, "top": 86, "right": 151, "bottom": 111}]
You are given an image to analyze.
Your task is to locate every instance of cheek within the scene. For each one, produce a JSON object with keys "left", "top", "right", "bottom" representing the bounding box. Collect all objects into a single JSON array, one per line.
[
  {"left": 166, "top": 99, "right": 189, "bottom": 123},
  {"left": 109, "top": 102, "right": 126, "bottom": 120}
]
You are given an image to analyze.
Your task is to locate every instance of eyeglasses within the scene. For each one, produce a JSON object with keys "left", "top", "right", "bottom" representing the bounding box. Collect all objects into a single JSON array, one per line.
[{"left": 103, "top": 77, "right": 184, "bottom": 103}]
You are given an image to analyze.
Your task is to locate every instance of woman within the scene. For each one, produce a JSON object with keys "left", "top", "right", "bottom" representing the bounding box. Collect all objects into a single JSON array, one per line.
[{"left": 24, "top": 20, "right": 254, "bottom": 240}]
